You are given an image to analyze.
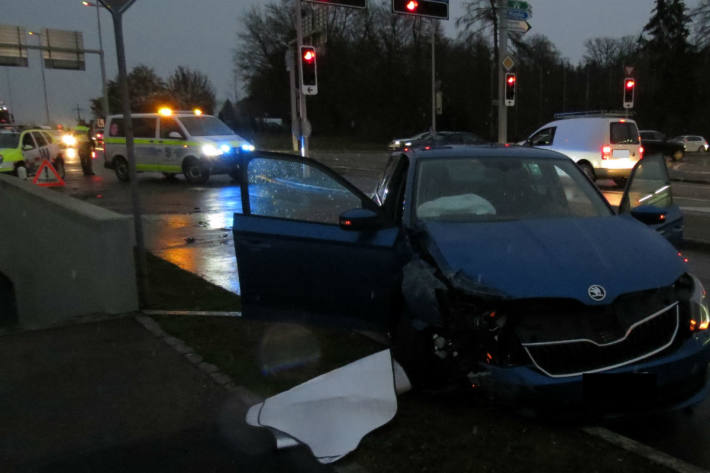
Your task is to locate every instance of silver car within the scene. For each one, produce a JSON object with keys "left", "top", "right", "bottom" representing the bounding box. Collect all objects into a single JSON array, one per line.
[{"left": 671, "top": 135, "right": 708, "bottom": 152}]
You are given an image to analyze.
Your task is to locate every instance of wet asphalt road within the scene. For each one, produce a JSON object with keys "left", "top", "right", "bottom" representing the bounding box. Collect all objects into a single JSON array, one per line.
[{"left": 53, "top": 151, "right": 710, "bottom": 470}]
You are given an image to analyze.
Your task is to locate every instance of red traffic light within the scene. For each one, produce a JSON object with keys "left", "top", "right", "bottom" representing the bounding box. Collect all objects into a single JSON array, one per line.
[
  {"left": 625, "top": 79, "right": 635, "bottom": 89},
  {"left": 406, "top": 0, "right": 419, "bottom": 11},
  {"left": 507, "top": 75, "right": 516, "bottom": 85},
  {"left": 303, "top": 49, "right": 316, "bottom": 63}
]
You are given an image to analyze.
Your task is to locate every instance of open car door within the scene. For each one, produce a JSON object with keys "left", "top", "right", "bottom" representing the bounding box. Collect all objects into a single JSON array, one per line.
[
  {"left": 619, "top": 154, "right": 683, "bottom": 245},
  {"left": 233, "top": 153, "right": 401, "bottom": 328}
]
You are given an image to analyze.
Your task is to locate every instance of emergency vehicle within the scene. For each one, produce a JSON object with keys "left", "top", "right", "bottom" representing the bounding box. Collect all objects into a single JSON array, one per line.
[
  {"left": 0, "top": 127, "right": 65, "bottom": 179},
  {"left": 102, "top": 109, "right": 254, "bottom": 184}
]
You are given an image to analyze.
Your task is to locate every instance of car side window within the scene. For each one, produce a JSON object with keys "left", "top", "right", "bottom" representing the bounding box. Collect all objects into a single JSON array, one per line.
[
  {"left": 41, "top": 132, "right": 54, "bottom": 144},
  {"left": 22, "top": 133, "right": 36, "bottom": 150},
  {"left": 529, "top": 127, "right": 556, "bottom": 146},
  {"left": 244, "top": 157, "right": 369, "bottom": 225},
  {"left": 376, "top": 155, "right": 402, "bottom": 205},
  {"left": 160, "top": 118, "right": 184, "bottom": 139},
  {"left": 32, "top": 132, "right": 47, "bottom": 148},
  {"left": 109, "top": 120, "right": 124, "bottom": 137},
  {"left": 133, "top": 118, "right": 157, "bottom": 138}
]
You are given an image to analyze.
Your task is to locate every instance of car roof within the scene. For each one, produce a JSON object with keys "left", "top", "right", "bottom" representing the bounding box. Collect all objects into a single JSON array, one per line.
[{"left": 403, "top": 144, "right": 570, "bottom": 162}]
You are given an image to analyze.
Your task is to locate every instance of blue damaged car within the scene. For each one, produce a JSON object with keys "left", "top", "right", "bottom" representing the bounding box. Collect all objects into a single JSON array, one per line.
[{"left": 232, "top": 147, "right": 710, "bottom": 413}]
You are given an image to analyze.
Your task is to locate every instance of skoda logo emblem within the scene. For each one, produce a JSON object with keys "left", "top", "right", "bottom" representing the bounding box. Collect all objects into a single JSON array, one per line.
[{"left": 588, "top": 285, "right": 607, "bottom": 302}]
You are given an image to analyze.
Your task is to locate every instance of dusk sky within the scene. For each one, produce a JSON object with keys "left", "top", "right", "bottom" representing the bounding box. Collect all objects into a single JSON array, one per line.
[{"left": 0, "top": 0, "right": 701, "bottom": 125}]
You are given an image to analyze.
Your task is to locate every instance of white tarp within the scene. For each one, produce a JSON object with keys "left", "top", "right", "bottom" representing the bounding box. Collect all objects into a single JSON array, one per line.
[{"left": 246, "top": 349, "right": 410, "bottom": 463}]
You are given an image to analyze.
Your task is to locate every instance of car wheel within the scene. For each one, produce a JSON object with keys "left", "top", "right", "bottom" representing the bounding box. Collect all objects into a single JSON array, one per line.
[
  {"left": 228, "top": 166, "right": 241, "bottom": 183},
  {"left": 15, "top": 165, "right": 27, "bottom": 180},
  {"left": 672, "top": 149, "right": 684, "bottom": 161},
  {"left": 183, "top": 157, "right": 210, "bottom": 185},
  {"left": 53, "top": 159, "right": 66, "bottom": 179},
  {"left": 579, "top": 162, "right": 595, "bottom": 182},
  {"left": 613, "top": 177, "right": 627, "bottom": 188},
  {"left": 391, "top": 314, "right": 448, "bottom": 389},
  {"left": 698, "top": 145, "right": 705, "bottom": 153},
  {"left": 114, "top": 156, "right": 130, "bottom": 182}
]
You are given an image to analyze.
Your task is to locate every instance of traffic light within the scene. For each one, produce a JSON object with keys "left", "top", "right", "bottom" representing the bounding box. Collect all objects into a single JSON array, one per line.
[
  {"left": 392, "top": 0, "right": 449, "bottom": 19},
  {"left": 300, "top": 46, "right": 318, "bottom": 96},
  {"left": 623, "top": 77, "right": 635, "bottom": 109},
  {"left": 505, "top": 72, "right": 516, "bottom": 107}
]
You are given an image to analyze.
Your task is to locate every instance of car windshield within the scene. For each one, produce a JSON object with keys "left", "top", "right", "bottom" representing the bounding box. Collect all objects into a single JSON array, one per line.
[
  {"left": 178, "top": 116, "right": 235, "bottom": 136},
  {"left": 0, "top": 132, "right": 19, "bottom": 148},
  {"left": 415, "top": 156, "right": 612, "bottom": 222}
]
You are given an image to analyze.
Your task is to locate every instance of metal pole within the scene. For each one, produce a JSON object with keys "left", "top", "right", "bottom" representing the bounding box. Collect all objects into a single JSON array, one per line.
[
  {"left": 96, "top": 2, "right": 110, "bottom": 117},
  {"left": 287, "top": 47, "right": 299, "bottom": 152},
  {"left": 111, "top": 12, "right": 147, "bottom": 305},
  {"left": 431, "top": 20, "right": 436, "bottom": 136},
  {"left": 497, "top": 0, "right": 507, "bottom": 144},
  {"left": 34, "top": 34, "right": 51, "bottom": 125},
  {"left": 5, "top": 68, "right": 13, "bottom": 113},
  {"left": 295, "top": 0, "right": 308, "bottom": 157}
]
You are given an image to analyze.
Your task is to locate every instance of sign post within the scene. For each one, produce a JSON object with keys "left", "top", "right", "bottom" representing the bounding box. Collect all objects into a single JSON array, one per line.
[{"left": 99, "top": 0, "right": 148, "bottom": 304}]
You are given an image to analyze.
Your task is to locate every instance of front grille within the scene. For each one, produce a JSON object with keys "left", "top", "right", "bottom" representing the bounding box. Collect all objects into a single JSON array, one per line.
[{"left": 523, "top": 303, "right": 679, "bottom": 378}]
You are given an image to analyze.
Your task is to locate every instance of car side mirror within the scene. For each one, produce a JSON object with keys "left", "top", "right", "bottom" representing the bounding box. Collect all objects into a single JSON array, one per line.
[
  {"left": 168, "top": 131, "right": 183, "bottom": 139},
  {"left": 339, "top": 208, "right": 381, "bottom": 231},
  {"left": 630, "top": 205, "right": 667, "bottom": 225}
]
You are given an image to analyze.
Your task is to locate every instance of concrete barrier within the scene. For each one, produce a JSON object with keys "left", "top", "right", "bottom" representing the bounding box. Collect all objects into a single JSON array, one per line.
[{"left": 0, "top": 175, "right": 138, "bottom": 328}]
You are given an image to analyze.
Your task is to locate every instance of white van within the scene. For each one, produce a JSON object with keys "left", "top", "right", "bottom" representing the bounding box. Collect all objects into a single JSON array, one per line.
[
  {"left": 524, "top": 114, "right": 643, "bottom": 186},
  {"left": 103, "top": 110, "right": 254, "bottom": 184}
]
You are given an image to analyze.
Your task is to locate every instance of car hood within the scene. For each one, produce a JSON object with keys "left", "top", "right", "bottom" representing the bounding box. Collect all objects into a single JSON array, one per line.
[{"left": 422, "top": 216, "right": 685, "bottom": 305}]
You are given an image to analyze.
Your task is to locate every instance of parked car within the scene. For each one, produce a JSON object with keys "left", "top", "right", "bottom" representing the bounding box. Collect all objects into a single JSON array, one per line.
[
  {"left": 407, "top": 131, "right": 487, "bottom": 149},
  {"left": 670, "top": 135, "right": 708, "bottom": 153},
  {"left": 524, "top": 114, "right": 643, "bottom": 187},
  {"left": 232, "top": 146, "right": 709, "bottom": 413},
  {"left": 389, "top": 131, "right": 485, "bottom": 151},
  {"left": 639, "top": 129, "right": 684, "bottom": 161}
]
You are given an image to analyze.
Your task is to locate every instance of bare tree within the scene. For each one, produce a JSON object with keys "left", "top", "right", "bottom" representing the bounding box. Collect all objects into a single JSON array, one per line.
[{"left": 692, "top": 0, "right": 710, "bottom": 48}]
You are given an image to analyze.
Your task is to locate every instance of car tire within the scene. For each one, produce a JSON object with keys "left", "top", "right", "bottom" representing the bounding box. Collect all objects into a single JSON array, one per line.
[
  {"left": 114, "top": 156, "right": 130, "bottom": 182},
  {"left": 672, "top": 149, "right": 684, "bottom": 161},
  {"left": 228, "top": 166, "right": 241, "bottom": 184},
  {"left": 698, "top": 145, "right": 705, "bottom": 153},
  {"left": 183, "top": 157, "right": 210, "bottom": 185},
  {"left": 579, "top": 162, "right": 595, "bottom": 182},
  {"left": 391, "top": 314, "right": 448, "bottom": 389},
  {"left": 15, "top": 165, "right": 27, "bottom": 180}
]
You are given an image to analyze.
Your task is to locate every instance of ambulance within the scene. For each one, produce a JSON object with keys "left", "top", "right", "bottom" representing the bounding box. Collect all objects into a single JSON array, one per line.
[{"left": 102, "top": 108, "right": 255, "bottom": 184}]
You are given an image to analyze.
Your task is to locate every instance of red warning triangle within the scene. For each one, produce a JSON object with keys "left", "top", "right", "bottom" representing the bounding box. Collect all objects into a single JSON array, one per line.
[{"left": 32, "top": 160, "right": 65, "bottom": 187}]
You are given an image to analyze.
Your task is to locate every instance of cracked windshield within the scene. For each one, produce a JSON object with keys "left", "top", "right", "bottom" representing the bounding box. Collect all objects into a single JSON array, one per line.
[{"left": 2, "top": 0, "right": 710, "bottom": 472}]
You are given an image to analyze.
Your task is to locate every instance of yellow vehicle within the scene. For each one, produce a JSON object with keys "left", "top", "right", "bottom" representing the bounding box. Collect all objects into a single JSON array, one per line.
[
  {"left": 0, "top": 127, "right": 66, "bottom": 179},
  {"left": 102, "top": 109, "right": 254, "bottom": 184}
]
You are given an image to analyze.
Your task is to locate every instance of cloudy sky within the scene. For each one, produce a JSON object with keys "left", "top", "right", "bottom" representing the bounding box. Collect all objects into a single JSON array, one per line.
[{"left": 0, "top": 0, "right": 701, "bottom": 125}]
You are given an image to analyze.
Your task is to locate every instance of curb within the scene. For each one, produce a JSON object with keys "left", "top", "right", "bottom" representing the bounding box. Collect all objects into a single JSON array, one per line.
[
  {"left": 142, "top": 309, "right": 242, "bottom": 317},
  {"left": 583, "top": 427, "right": 710, "bottom": 473},
  {"left": 134, "top": 315, "right": 251, "bottom": 398}
]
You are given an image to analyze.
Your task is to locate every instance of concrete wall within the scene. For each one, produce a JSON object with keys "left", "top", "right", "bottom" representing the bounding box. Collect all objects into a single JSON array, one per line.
[{"left": 0, "top": 175, "right": 138, "bottom": 328}]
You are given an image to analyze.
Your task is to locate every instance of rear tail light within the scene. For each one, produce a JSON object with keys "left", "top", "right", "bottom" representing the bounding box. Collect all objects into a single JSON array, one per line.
[
  {"left": 91, "top": 151, "right": 96, "bottom": 159},
  {"left": 639, "top": 146, "right": 644, "bottom": 157},
  {"left": 601, "top": 145, "right": 612, "bottom": 160}
]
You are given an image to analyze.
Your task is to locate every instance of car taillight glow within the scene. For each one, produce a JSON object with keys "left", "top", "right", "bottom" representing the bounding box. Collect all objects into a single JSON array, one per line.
[
  {"left": 602, "top": 145, "right": 612, "bottom": 159},
  {"left": 406, "top": 0, "right": 419, "bottom": 11},
  {"left": 639, "top": 146, "right": 644, "bottom": 156}
]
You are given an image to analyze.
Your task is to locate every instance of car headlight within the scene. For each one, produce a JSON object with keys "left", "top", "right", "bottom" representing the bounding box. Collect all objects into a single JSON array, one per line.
[
  {"left": 405, "top": 141, "right": 412, "bottom": 146},
  {"left": 62, "top": 134, "right": 77, "bottom": 147},
  {"left": 201, "top": 144, "right": 223, "bottom": 157},
  {"left": 240, "top": 143, "right": 255, "bottom": 152},
  {"left": 393, "top": 140, "right": 401, "bottom": 146},
  {"left": 690, "top": 275, "right": 710, "bottom": 332}
]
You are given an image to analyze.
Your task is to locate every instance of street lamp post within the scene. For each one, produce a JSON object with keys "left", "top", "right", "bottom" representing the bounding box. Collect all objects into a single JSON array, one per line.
[
  {"left": 28, "top": 31, "right": 51, "bottom": 125},
  {"left": 82, "top": 1, "right": 110, "bottom": 117}
]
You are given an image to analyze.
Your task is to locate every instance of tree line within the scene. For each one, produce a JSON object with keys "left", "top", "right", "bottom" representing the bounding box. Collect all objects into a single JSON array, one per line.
[{"left": 235, "top": 0, "right": 710, "bottom": 142}]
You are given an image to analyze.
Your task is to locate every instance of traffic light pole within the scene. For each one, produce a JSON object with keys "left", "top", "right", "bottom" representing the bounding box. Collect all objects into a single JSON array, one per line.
[
  {"left": 431, "top": 20, "right": 436, "bottom": 136},
  {"left": 497, "top": 0, "right": 508, "bottom": 144},
  {"left": 295, "top": 0, "right": 309, "bottom": 157}
]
